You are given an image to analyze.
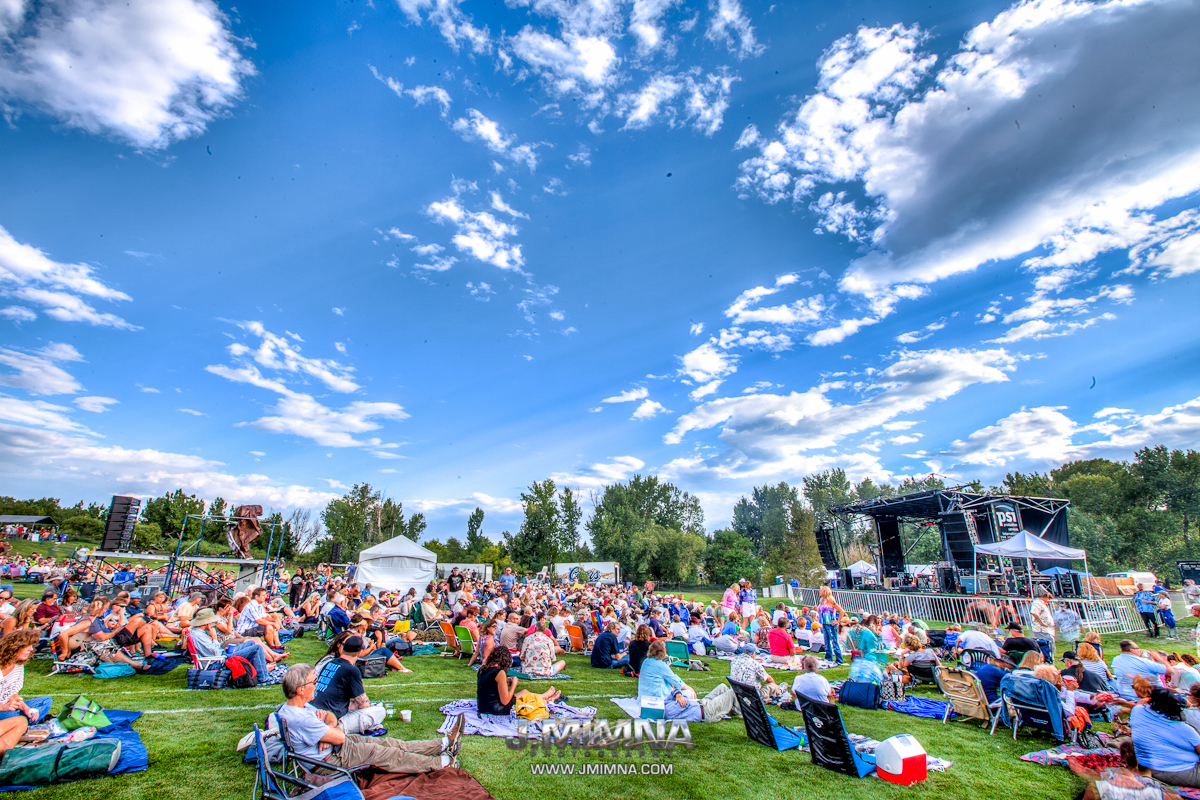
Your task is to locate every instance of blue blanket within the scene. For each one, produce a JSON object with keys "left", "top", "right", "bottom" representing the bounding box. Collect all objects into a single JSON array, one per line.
[
  {"left": 883, "top": 696, "right": 956, "bottom": 720},
  {"left": 0, "top": 710, "right": 148, "bottom": 791}
]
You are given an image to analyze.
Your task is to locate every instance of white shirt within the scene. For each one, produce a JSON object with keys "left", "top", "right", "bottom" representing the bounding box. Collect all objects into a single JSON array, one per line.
[
  {"left": 792, "top": 672, "right": 832, "bottom": 703},
  {"left": 669, "top": 621, "right": 687, "bottom": 638},
  {"left": 772, "top": 610, "right": 789, "bottom": 626},
  {"left": 0, "top": 665, "right": 24, "bottom": 706},
  {"left": 956, "top": 629, "right": 1000, "bottom": 657},
  {"left": 236, "top": 600, "right": 267, "bottom": 634}
]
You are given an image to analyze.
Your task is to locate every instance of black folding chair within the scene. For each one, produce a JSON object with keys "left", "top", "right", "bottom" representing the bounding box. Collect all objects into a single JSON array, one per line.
[
  {"left": 726, "top": 678, "right": 805, "bottom": 752},
  {"left": 798, "top": 696, "right": 875, "bottom": 778}
]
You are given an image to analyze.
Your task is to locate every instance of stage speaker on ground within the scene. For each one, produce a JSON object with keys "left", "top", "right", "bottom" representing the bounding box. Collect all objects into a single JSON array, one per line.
[
  {"left": 840, "top": 568, "right": 854, "bottom": 589},
  {"left": 937, "top": 567, "right": 957, "bottom": 593}
]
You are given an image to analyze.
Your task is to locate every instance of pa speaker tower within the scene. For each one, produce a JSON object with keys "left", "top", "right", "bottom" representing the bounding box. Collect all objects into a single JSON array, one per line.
[{"left": 101, "top": 495, "right": 140, "bottom": 551}]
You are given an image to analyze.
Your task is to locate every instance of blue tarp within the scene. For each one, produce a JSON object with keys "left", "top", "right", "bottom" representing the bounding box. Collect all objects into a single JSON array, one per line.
[
  {"left": 1041, "top": 567, "right": 1090, "bottom": 576},
  {"left": 0, "top": 710, "right": 147, "bottom": 791}
]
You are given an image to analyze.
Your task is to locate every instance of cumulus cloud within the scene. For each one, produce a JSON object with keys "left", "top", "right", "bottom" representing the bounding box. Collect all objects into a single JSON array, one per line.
[
  {"left": 426, "top": 192, "right": 525, "bottom": 272},
  {"left": 551, "top": 455, "right": 646, "bottom": 490},
  {"left": 664, "top": 347, "right": 1016, "bottom": 479},
  {"left": 0, "top": 306, "right": 36, "bottom": 322},
  {"left": 705, "top": 0, "right": 763, "bottom": 59},
  {"left": 369, "top": 65, "right": 455, "bottom": 116},
  {"left": 616, "top": 68, "right": 737, "bottom": 135},
  {"left": 0, "top": 342, "right": 84, "bottom": 395},
  {"left": 0, "top": 225, "right": 136, "bottom": 329},
  {"left": 74, "top": 396, "right": 118, "bottom": 413},
  {"left": 603, "top": 386, "right": 648, "bottom": 404},
  {"left": 0, "top": 422, "right": 337, "bottom": 507},
  {"left": 678, "top": 341, "right": 738, "bottom": 384},
  {"left": 395, "top": 0, "right": 491, "bottom": 53},
  {"left": 631, "top": 399, "right": 668, "bottom": 419},
  {"left": 451, "top": 109, "right": 539, "bottom": 171},
  {"left": 222, "top": 320, "right": 360, "bottom": 393},
  {"left": 737, "top": 0, "right": 1200, "bottom": 341},
  {"left": 0, "top": 0, "right": 254, "bottom": 149}
]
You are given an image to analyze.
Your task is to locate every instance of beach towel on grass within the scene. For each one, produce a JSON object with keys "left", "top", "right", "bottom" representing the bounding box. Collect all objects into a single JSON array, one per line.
[
  {"left": 715, "top": 654, "right": 836, "bottom": 671},
  {"left": 410, "top": 644, "right": 440, "bottom": 656},
  {"left": 0, "top": 710, "right": 148, "bottom": 792},
  {"left": 506, "top": 671, "right": 572, "bottom": 681},
  {"left": 435, "top": 699, "right": 596, "bottom": 738}
]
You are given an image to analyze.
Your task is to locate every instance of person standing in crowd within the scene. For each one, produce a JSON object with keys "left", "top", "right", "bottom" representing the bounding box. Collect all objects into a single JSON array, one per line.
[
  {"left": 1134, "top": 584, "right": 1161, "bottom": 638},
  {"left": 817, "top": 586, "right": 844, "bottom": 666},
  {"left": 1159, "top": 591, "right": 1178, "bottom": 640},
  {"left": 446, "top": 568, "right": 465, "bottom": 612},
  {"left": 1029, "top": 587, "right": 1056, "bottom": 660}
]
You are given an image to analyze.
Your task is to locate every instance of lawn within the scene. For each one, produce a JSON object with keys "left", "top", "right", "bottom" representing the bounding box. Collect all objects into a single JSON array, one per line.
[
  {"left": 15, "top": 615, "right": 1193, "bottom": 800},
  {"left": 4, "top": 541, "right": 1185, "bottom": 799}
]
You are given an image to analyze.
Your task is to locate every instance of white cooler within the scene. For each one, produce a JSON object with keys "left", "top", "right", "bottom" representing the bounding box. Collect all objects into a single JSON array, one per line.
[{"left": 875, "top": 734, "right": 927, "bottom": 786}]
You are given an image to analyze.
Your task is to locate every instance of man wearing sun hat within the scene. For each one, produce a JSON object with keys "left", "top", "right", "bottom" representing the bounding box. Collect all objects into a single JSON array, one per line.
[{"left": 190, "top": 607, "right": 272, "bottom": 680}]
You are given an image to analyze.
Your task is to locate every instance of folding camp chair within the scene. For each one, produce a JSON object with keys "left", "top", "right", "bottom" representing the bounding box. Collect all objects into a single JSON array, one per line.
[
  {"left": 798, "top": 696, "right": 876, "bottom": 778},
  {"left": 454, "top": 626, "right": 476, "bottom": 660},
  {"left": 992, "top": 675, "right": 1068, "bottom": 742},
  {"left": 1074, "top": 640, "right": 1103, "bottom": 660},
  {"left": 934, "top": 664, "right": 1001, "bottom": 727},
  {"left": 253, "top": 724, "right": 364, "bottom": 800},
  {"left": 664, "top": 639, "right": 691, "bottom": 668},
  {"left": 959, "top": 648, "right": 995, "bottom": 671},
  {"left": 906, "top": 660, "right": 940, "bottom": 688},
  {"left": 565, "top": 624, "right": 590, "bottom": 655},
  {"left": 439, "top": 621, "right": 461, "bottom": 657},
  {"left": 185, "top": 630, "right": 223, "bottom": 670},
  {"left": 727, "top": 678, "right": 806, "bottom": 751}
]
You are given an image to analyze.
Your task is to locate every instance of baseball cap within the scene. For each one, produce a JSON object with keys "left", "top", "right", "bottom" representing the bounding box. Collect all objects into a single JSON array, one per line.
[
  {"left": 1062, "top": 651, "right": 1078, "bottom": 661},
  {"left": 342, "top": 635, "right": 366, "bottom": 655},
  {"left": 1006, "top": 622, "right": 1022, "bottom": 631}
]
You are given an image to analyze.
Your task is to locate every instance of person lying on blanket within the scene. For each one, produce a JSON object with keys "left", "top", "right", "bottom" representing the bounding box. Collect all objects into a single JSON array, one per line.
[
  {"left": 278, "top": 663, "right": 465, "bottom": 773},
  {"left": 90, "top": 594, "right": 157, "bottom": 658},
  {"left": 0, "top": 631, "right": 52, "bottom": 754},
  {"left": 477, "top": 647, "right": 561, "bottom": 715}
]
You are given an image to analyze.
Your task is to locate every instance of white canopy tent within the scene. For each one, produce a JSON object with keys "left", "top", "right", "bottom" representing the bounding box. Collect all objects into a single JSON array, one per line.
[
  {"left": 847, "top": 560, "right": 878, "bottom": 577},
  {"left": 354, "top": 536, "right": 437, "bottom": 596},
  {"left": 973, "top": 530, "right": 1091, "bottom": 599}
]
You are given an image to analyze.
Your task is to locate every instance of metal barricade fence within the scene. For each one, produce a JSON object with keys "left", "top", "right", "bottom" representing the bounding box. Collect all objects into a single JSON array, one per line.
[{"left": 788, "top": 587, "right": 1138, "bottom": 635}]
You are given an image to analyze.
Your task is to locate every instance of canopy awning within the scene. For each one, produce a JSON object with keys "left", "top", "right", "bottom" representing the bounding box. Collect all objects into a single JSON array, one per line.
[
  {"left": 973, "top": 529, "right": 1085, "bottom": 560},
  {"left": 0, "top": 515, "right": 57, "bottom": 527}
]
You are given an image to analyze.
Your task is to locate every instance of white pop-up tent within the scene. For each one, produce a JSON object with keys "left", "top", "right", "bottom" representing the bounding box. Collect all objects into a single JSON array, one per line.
[
  {"left": 847, "top": 559, "right": 878, "bottom": 577},
  {"left": 973, "top": 530, "right": 1090, "bottom": 599},
  {"left": 354, "top": 536, "right": 437, "bottom": 595}
]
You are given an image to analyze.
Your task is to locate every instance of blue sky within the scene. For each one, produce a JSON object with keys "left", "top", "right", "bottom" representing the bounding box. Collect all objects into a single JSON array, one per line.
[{"left": 1, "top": 0, "right": 1197, "bottom": 544}]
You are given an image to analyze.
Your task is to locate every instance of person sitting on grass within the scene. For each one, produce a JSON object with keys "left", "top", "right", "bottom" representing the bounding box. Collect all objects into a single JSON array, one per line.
[
  {"left": 90, "top": 594, "right": 157, "bottom": 658},
  {"left": 311, "top": 635, "right": 388, "bottom": 735},
  {"left": 0, "top": 630, "right": 51, "bottom": 752},
  {"left": 626, "top": 624, "right": 653, "bottom": 675},
  {"left": 767, "top": 616, "right": 799, "bottom": 665},
  {"left": 1131, "top": 687, "right": 1200, "bottom": 788},
  {"left": 278, "top": 663, "right": 464, "bottom": 773},
  {"left": 590, "top": 621, "right": 629, "bottom": 670},
  {"left": 2, "top": 599, "right": 43, "bottom": 638},
  {"left": 729, "top": 647, "right": 788, "bottom": 704},
  {"left": 792, "top": 655, "right": 833, "bottom": 703},
  {"left": 1080, "top": 738, "right": 1183, "bottom": 800},
  {"left": 713, "top": 620, "right": 756, "bottom": 656},
  {"left": 638, "top": 640, "right": 735, "bottom": 723},
  {"left": 477, "top": 647, "right": 561, "bottom": 715},
  {"left": 519, "top": 621, "right": 565, "bottom": 678}
]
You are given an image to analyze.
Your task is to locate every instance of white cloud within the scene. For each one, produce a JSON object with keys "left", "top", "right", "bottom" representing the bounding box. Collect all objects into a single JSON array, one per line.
[
  {"left": 0, "top": 422, "right": 337, "bottom": 507},
  {"left": 689, "top": 322, "right": 704, "bottom": 336},
  {"left": 250, "top": 450, "right": 265, "bottom": 456},
  {"left": 541, "top": 177, "right": 566, "bottom": 195},
  {"left": 737, "top": 0, "right": 1200, "bottom": 341},
  {"left": 0, "top": 225, "right": 136, "bottom": 329},
  {"left": 139, "top": 386, "right": 160, "bottom": 393},
  {"left": 0, "top": 397, "right": 94, "bottom": 435},
  {"left": 370, "top": 65, "right": 454, "bottom": 116},
  {"left": 489, "top": 192, "right": 528, "bottom": 219},
  {"left": 0, "top": 306, "right": 36, "bottom": 322},
  {"left": 411, "top": 243, "right": 445, "bottom": 256},
  {"left": 616, "top": 68, "right": 737, "bottom": 136},
  {"left": 74, "top": 396, "right": 117, "bottom": 413},
  {"left": 551, "top": 455, "right": 646, "bottom": 490},
  {"left": 889, "top": 434, "right": 921, "bottom": 445},
  {"left": 395, "top": 0, "right": 491, "bottom": 53},
  {"left": 629, "top": 0, "right": 680, "bottom": 54},
  {"left": 724, "top": 280, "right": 826, "bottom": 326},
  {"left": 567, "top": 143, "right": 592, "bottom": 168},
  {"left": 178, "top": 408, "right": 205, "bottom": 416},
  {"left": 509, "top": 28, "right": 619, "bottom": 106},
  {"left": 689, "top": 380, "right": 722, "bottom": 401},
  {"left": 334, "top": 342, "right": 347, "bottom": 354},
  {"left": 602, "top": 387, "right": 648, "bottom": 404},
  {"left": 427, "top": 192, "right": 525, "bottom": 272},
  {"left": 549, "top": 310, "right": 565, "bottom": 321},
  {"left": 895, "top": 320, "right": 945, "bottom": 344},
  {"left": 0, "top": 342, "right": 84, "bottom": 395},
  {"left": 223, "top": 320, "right": 360, "bottom": 393},
  {"left": 0, "top": 0, "right": 254, "bottom": 149},
  {"left": 664, "top": 347, "right": 1016, "bottom": 479},
  {"left": 632, "top": 399, "right": 668, "bottom": 420},
  {"left": 332, "top": 307, "right": 345, "bottom": 316},
  {"left": 466, "top": 281, "right": 494, "bottom": 301},
  {"left": 881, "top": 420, "right": 919, "bottom": 431},
  {"left": 678, "top": 341, "right": 738, "bottom": 383},
  {"left": 451, "top": 109, "right": 539, "bottom": 171},
  {"left": 241, "top": 393, "right": 410, "bottom": 448},
  {"left": 705, "top": 0, "right": 763, "bottom": 59},
  {"left": 1094, "top": 407, "right": 1133, "bottom": 419}
]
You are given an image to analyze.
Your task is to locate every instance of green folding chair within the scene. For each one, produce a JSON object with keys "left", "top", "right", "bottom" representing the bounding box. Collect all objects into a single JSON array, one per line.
[
  {"left": 665, "top": 639, "right": 692, "bottom": 667},
  {"left": 455, "top": 626, "right": 476, "bottom": 661}
]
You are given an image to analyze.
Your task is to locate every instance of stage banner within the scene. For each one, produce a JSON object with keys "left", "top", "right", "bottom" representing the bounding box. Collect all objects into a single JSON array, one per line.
[{"left": 990, "top": 502, "right": 1023, "bottom": 540}]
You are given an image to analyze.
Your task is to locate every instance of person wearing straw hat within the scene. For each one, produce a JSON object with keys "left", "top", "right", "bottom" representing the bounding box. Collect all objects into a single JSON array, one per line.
[{"left": 190, "top": 608, "right": 273, "bottom": 680}]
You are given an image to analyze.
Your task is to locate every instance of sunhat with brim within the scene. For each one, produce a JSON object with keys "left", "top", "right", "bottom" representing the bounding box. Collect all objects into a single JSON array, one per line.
[{"left": 191, "top": 608, "right": 219, "bottom": 626}]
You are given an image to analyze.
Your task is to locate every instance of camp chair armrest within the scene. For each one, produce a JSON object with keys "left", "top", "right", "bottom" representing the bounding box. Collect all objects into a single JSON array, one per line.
[{"left": 288, "top": 751, "right": 371, "bottom": 780}]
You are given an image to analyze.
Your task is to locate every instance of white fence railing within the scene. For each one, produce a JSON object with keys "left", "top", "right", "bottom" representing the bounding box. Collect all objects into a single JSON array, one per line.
[{"left": 789, "top": 588, "right": 1139, "bottom": 636}]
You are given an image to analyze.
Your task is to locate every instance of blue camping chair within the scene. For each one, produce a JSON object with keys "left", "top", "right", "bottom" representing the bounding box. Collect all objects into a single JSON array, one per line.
[
  {"left": 798, "top": 696, "right": 875, "bottom": 778},
  {"left": 993, "top": 673, "right": 1068, "bottom": 742},
  {"left": 252, "top": 725, "right": 364, "bottom": 800},
  {"left": 727, "top": 678, "right": 806, "bottom": 751}
]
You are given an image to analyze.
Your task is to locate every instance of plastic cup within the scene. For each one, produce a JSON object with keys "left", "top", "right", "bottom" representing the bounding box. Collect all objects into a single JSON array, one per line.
[{"left": 400, "top": 709, "right": 412, "bottom": 723}]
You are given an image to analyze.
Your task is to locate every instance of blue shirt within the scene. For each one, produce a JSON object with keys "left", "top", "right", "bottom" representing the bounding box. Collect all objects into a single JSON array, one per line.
[
  {"left": 974, "top": 664, "right": 1006, "bottom": 703},
  {"left": 1131, "top": 705, "right": 1200, "bottom": 773},
  {"left": 499, "top": 574, "right": 516, "bottom": 590},
  {"left": 1112, "top": 652, "right": 1167, "bottom": 701},
  {"left": 637, "top": 658, "right": 684, "bottom": 700},
  {"left": 328, "top": 605, "right": 351, "bottom": 634},
  {"left": 1134, "top": 591, "right": 1157, "bottom": 613}
]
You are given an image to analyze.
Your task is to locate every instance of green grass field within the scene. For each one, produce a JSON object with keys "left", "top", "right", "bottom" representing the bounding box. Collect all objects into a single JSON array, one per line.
[{"left": 4, "top": 541, "right": 1188, "bottom": 799}]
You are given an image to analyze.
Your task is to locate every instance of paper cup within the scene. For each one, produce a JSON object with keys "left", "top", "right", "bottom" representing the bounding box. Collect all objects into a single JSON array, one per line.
[{"left": 400, "top": 709, "right": 412, "bottom": 723}]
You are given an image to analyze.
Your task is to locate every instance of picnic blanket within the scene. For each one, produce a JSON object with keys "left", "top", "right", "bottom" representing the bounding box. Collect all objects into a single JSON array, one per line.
[
  {"left": 883, "top": 696, "right": 956, "bottom": 720},
  {"left": 506, "top": 671, "right": 572, "bottom": 681},
  {"left": 435, "top": 699, "right": 596, "bottom": 738},
  {"left": 410, "top": 643, "right": 441, "bottom": 656},
  {"left": 0, "top": 710, "right": 148, "bottom": 792},
  {"left": 611, "top": 697, "right": 642, "bottom": 719},
  {"left": 1020, "top": 744, "right": 1121, "bottom": 767},
  {"left": 847, "top": 733, "right": 953, "bottom": 774},
  {"left": 361, "top": 766, "right": 497, "bottom": 800},
  {"left": 715, "top": 654, "right": 837, "bottom": 671}
]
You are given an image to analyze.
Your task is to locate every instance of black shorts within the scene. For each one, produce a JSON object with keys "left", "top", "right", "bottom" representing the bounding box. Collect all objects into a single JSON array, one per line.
[{"left": 114, "top": 628, "right": 138, "bottom": 648}]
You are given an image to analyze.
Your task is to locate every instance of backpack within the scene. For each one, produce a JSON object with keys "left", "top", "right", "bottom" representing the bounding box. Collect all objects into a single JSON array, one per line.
[
  {"left": 0, "top": 739, "right": 121, "bottom": 786},
  {"left": 92, "top": 663, "right": 136, "bottom": 680},
  {"left": 881, "top": 673, "right": 906, "bottom": 702},
  {"left": 356, "top": 654, "right": 388, "bottom": 680},
  {"left": 838, "top": 680, "right": 881, "bottom": 710},
  {"left": 514, "top": 694, "right": 549, "bottom": 721},
  {"left": 389, "top": 640, "right": 413, "bottom": 658},
  {"left": 226, "top": 656, "right": 258, "bottom": 689}
]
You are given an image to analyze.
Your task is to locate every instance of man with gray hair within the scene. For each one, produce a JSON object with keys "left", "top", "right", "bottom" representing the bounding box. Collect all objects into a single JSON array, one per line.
[{"left": 276, "top": 663, "right": 464, "bottom": 773}]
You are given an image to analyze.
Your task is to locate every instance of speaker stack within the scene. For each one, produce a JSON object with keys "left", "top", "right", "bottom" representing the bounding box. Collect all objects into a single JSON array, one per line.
[
  {"left": 101, "top": 495, "right": 140, "bottom": 551},
  {"left": 330, "top": 542, "right": 344, "bottom": 564},
  {"left": 839, "top": 568, "right": 854, "bottom": 589}
]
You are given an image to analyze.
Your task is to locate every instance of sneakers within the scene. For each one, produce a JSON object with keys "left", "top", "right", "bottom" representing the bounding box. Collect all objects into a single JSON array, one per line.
[
  {"left": 363, "top": 727, "right": 388, "bottom": 737},
  {"left": 445, "top": 714, "right": 465, "bottom": 760}
]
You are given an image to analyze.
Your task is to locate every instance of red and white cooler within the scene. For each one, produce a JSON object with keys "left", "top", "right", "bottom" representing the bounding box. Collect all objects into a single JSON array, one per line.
[{"left": 875, "top": 734, "right": 928, "bottom": 786}]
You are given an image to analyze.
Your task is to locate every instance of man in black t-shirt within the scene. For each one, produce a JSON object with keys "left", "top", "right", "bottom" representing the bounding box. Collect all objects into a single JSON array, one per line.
[
  {"left": 1060, "top": 651, "right": 1107, "bottom": 693},
  {"left": 446, "top": 568, "right": 465, "bottom": 612},
  {"left": 312, "top": 636, "right": 385, "bottom": 734},
  {"left": 590, "top": 622, "right": 628, "bottom": 669},
  {"left": 999, "top": 622, "right": 1039, "bottom": 662}
]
